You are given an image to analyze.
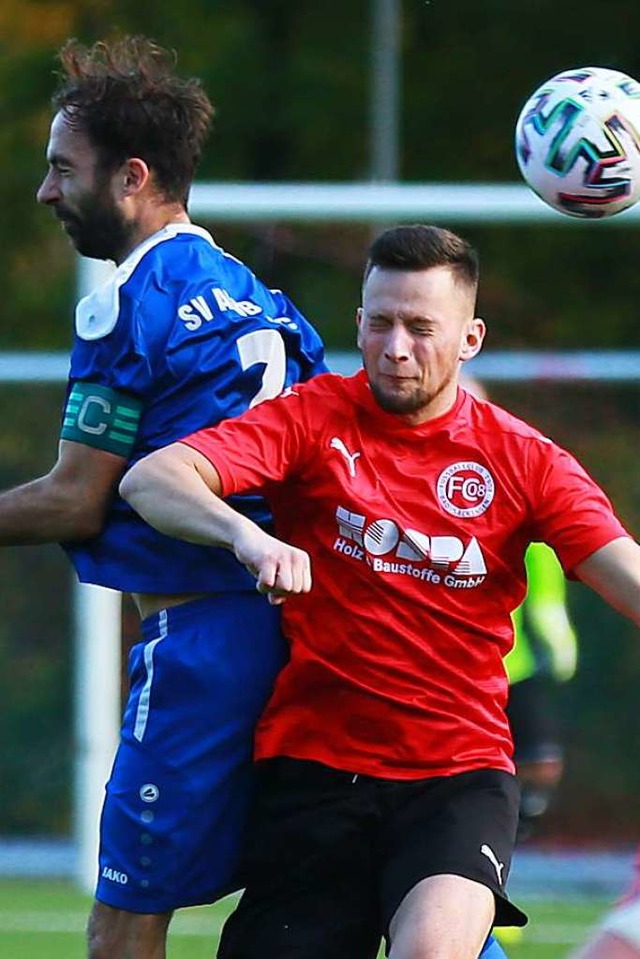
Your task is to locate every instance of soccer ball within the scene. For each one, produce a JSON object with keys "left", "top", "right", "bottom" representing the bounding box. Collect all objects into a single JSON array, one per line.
[{"left": 515, "top": 66, "right": 640, "bottom": 218}]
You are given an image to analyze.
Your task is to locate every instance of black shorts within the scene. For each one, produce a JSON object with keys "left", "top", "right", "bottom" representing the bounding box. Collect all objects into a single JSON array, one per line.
[
  {"left": 507, "top": 675, "right": 563, "bottom": 764},
  {"left": 217, "top": 758, "right": 527, "bottom": 959}
]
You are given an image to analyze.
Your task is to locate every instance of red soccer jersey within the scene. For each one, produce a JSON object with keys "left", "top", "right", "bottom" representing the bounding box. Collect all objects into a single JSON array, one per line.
[{"left": 183, "top": 370, "right": 628, "bottom": 779}]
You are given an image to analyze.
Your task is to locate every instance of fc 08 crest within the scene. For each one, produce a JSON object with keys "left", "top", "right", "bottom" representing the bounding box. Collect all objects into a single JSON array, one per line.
[{"left": 437, "top": 462, "right": 495, "bottom": 518}]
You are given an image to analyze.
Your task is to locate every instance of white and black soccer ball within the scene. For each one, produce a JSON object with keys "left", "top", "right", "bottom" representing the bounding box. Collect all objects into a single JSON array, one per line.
[{"left": 515, "top": 66, "right": 640, "bottom": 218}]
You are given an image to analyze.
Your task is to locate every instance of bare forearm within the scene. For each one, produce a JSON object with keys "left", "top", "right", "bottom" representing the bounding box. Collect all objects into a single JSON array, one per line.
[
  {"left": 0, "top": 475, "right": 103, "bottom": 544},
  {"left": 129, "top": 476, "right": 251, "bottom": 547},
  {"left": 121, "top": 453, "right": 249, "bottom": 548},
  {"left": 0, "top": 440, "right": 125, "bottom": 546}
]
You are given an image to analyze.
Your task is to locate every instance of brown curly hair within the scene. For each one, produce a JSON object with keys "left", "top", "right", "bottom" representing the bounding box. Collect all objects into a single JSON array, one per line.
[{"left": 52, "top": 36, "right": 214, "bottom": 206}]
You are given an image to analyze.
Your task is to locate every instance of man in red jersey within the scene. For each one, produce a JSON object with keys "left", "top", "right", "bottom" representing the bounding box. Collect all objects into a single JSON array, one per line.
[{"left": 120, "top": 224, "right": 640, "bottom": 959}]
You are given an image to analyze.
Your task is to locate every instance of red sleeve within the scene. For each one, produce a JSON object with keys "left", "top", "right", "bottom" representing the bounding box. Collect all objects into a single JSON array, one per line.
[
  {"left": 527, "top": 438, "right": 630, "bottom": 573},
  {"left": 180, "top": 388, "right": 310, "bottom": 496}
]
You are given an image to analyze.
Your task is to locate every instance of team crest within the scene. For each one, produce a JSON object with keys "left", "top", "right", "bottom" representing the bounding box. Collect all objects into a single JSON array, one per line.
[{"left": 437, "top": 462, "right": 495, "bottom": 518}]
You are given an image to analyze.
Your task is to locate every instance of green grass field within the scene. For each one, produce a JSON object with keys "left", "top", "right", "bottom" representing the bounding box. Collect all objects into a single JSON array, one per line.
[{"left": 0, "top": 879, "right": 609, "bottom": 958}]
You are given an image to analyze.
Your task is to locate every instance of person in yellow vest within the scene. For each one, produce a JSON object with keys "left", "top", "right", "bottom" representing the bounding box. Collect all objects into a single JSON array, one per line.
[{"left": 506, "top": 540, "right": 578, "bottom": 839}]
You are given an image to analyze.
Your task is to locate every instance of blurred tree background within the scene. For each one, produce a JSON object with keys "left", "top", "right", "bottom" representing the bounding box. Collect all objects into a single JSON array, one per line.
[{"left": 0, "top": 0, "right": 639, "bottom": 840}]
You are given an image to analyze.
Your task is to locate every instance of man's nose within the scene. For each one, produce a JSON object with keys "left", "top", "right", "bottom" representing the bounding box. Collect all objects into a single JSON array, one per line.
[
  {"left": 384, "top": 325, "right": 411, "bottom": 360},
  {"left": 36, "top": 170, "right": 59, "bottom": 205}
]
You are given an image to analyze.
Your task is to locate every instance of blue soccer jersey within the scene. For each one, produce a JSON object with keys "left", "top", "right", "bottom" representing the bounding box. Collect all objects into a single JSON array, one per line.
[{"left": 61, "top": 223, "right": 327, "bottom": 592}]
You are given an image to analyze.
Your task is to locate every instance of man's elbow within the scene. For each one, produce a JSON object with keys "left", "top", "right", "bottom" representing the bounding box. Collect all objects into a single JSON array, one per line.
[{"left": 119, "top": 459, "right": 149, "bottom": 508}]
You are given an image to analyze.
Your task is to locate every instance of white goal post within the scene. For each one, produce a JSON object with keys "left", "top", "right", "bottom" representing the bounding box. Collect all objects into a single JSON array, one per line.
[{"left": 48, "top": 180, "right": 637, "bottom": 890}]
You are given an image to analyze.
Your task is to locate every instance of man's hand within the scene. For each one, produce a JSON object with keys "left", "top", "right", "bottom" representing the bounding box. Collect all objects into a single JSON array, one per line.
[{"left": 232, "top": 525, "right": 312, "bottom": 605}]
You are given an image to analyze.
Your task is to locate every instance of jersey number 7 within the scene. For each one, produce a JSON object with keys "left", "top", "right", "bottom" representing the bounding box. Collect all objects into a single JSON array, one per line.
[{"left": 237, "top": 329, "right": 287, "bottom": 408}]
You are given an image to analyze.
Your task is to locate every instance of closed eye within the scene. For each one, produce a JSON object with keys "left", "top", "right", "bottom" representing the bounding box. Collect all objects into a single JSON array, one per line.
[
  {"left": 47, "top": 153, "right": 75, "bottom": 176},
  {"left": 367, "top": 316, "right": 393, "bottom": 330},
  {"left": 52, "top": 161, "right": 73, "bottom": 176}
]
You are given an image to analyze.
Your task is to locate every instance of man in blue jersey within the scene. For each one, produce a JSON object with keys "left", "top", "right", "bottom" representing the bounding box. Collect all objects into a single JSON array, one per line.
[
  {"left": 0, "top": 36, "right": 327, "bottom": 959},
  {"left": 3, "top": 37, "right": 507, "bottom": 959}
]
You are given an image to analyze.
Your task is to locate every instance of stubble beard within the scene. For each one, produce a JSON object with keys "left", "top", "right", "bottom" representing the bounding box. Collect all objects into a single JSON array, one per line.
[
  {"left": 369, "top": 368, "right": 458, "bottom": 418},
  {"left": 370, "top": 379, "right": 429, "bottom": 416}
]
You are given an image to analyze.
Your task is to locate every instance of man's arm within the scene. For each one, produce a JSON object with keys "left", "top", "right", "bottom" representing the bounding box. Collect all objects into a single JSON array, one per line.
[
  {"left": 573, "top": 537, "right": 640, "bottom": 627},
  {"left": 120, "top": 443, "right": 311, "bottom": 603},
  {"left": 0, "top": 440, "right": 126, "bottom": 544}
]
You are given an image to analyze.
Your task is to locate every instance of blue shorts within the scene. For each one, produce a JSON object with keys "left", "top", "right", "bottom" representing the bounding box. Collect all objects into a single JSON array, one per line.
[{"left": 95, "top": 592, "right": 287, "bottom": 913}]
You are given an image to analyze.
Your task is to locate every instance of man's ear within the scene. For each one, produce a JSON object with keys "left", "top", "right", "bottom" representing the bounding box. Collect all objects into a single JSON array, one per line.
[
  {"left": 459, "top": 317, "right": 486, "bottom": 361},
  {"left": 121, "top": 157, "right": 150, "bottom": 197},
  {"left": 356, "top": 306, "right": 364, "bottom": 349}
]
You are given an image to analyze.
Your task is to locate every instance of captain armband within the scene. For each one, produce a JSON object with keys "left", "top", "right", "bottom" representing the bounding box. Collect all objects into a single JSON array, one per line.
[{"left": 61, "top": 382, "right": 143, "bottom": 457}]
